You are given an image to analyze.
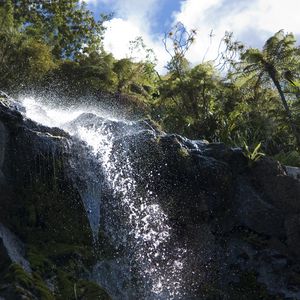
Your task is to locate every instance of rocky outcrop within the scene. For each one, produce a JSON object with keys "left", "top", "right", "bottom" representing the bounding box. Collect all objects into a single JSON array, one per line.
[
  {"left": 1, "top": 92, "right": 300, "bottom": 299},
  {"left": 0, "top": 93, "right": 110, "bottom": 299},
  {"left": 0, "top": 223, "right": 31, "bottom": 273},
  {"left": 118, "top": 131, "right": 300, "bottom": 299}
]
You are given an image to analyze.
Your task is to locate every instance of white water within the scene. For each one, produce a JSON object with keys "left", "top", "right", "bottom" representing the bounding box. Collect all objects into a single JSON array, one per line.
[{"left": 20, "top": 96, "right": 186, "bottom": 299}]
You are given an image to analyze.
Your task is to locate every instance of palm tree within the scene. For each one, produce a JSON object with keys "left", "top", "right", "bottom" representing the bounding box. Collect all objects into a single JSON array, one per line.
[{"left": 239, "top": 30, "right": 300, "bottom": 147}]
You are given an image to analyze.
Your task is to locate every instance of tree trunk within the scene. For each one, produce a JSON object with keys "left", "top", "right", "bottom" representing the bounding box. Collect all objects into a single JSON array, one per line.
[{"left": 269, "top": 71, "right": 300, "bottom": 148}]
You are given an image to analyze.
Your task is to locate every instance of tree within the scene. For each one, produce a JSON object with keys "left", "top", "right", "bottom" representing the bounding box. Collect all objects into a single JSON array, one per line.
[
  {"left": 0, "top": 1, "right": 56, "bottom": 93},
  {"left": 163, "top": 22, "right": 196, "bottom": 78},
  {"left": 238, "top": 30, "right": 300, "bottom": 147},
  {"left": 0, "top": 0, "right": 14, "bottom": 29},
  {"left": 156, "top": 62, "right": 223, "bottom": 139},
  {"left": 3, "top": 0, "right": 106, "bottom": 58}
]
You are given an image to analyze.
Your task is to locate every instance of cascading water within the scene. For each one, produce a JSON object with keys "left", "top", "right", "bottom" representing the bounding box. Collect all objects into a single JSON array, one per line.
[{"left": 20, "top": 96, "right": 187, "bottom": 299}]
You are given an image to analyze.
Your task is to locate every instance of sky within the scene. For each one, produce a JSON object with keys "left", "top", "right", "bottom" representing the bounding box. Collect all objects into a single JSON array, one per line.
[{"left": 83, "top": 0, "right": 300, "bottom": 73}]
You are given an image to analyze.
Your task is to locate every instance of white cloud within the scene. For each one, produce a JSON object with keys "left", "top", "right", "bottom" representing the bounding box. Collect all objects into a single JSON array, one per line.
[
  {"left": 103, "top": 18, "right": 169, "bottom": 73},
  {"left": 173, "top": 0, "right": 300, "bottom": 65},
  {"left": 95, "top": 0, "right": 169, "bottom": 73},
  {"left": 82, "top": 0, "right": 300, "bottom": 74},
  {"left": 103, "top": 18, "right": 141, "bottom": 59}
]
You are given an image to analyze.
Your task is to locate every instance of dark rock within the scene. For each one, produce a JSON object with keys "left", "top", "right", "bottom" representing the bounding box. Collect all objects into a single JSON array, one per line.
[
  {"left": 0, "top": 121, "right": 7, "bottom": 186},
  {"left": 234, "top": 177, "right": 285, "bottom": 237},
  {"left": 0, "top": 96, "right": 110, "bottom": 299},
  {"left": 251, "top": 157, "right": 300, "bottom": 214},
  {"left": 0, "top": 223, "right": 31, "bottom": 273},
  {"left": 285, "top": 214, "right": 300, "bottom": 256},
  {"left": 285, "top": 166, "right": 300, "bottom": 180},
  {"left": 1, "top": 93, "right": 300, "bottom": 299}
]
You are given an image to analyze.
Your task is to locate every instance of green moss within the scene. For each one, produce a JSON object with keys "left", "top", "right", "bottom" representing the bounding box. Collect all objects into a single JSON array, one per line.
[
  {"left": 25, "top": 239, "right": 112, "bottom": 299},
  {"left": 15, "top": 175, "right": 92, "bottom": 246},
  {"left": 45, "top": 243, "right": 95, "bottom": 267},
  {"left": 3, "top": 263, "right": 111, "bottom": 300},
  {"left": 76, "top": 279, "right": 111, "bottom": 300},
  {"left": 228, "top": 271, "right": 283, "bottom": 300},
  {"left": 4, "top": 263, "right": 55, "bottom": 300},
  {"left": 27, "top": 241, "right": 97, "bottom": 281},
  {"left": 3, "top": 148, "right": 92, "bottom": 248},
  {"left": 27, "top": 203, "right": 37, "bottom": 227},
  {"left": 5, "top": 264, "right": 32, "bottom": 289},
  {"left": 56, "top": 270, "right": 75, "bottom": 299},
  {"left": 178, "top": 147, "right": 189, "bottom": 158},
  {"left": 27, "top": 246, "right": 55, "bottom": 275},
  {"left": 56, "top": 271, "right": 111, "bottom": 300}
]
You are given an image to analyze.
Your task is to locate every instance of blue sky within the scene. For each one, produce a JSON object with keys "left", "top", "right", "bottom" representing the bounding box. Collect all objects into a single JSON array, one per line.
[
  {"left": 83, "top": 0, "right": 300, "bottom": 73},
  {"left": 86, "top": 0, "right": 180, "bottom": 33}
]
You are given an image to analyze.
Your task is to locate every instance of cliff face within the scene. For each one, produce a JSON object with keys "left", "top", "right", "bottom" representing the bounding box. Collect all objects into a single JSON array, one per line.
[
  {"left": 0, "top": 94, "right": 110, "bottom": 299},
  {"left": 0, "top": 92, "right": 300, "bottom": 299}
]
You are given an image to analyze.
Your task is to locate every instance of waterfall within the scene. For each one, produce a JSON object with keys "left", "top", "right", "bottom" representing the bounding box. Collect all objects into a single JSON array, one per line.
[{"left": 20, "top": 96, "right": 187, "bottom": 300}]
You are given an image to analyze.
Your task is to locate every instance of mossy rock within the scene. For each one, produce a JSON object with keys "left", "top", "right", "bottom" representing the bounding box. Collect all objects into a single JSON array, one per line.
[
  {"left": 1, "top": 263, "right": 55, "bottom": 300},
  {"left": 56, "top": 270, "right": 111, "bottom": 300},
  {"left": 76, "top": 279, "right": 111, "bottom": 300},
  {"left": 27, "top": 247, "right": 55, "bottom": 276},
  {"left": 2, "top": 150, "right": 93, "bottom": 247},
  {"left": 201, "top": 271, "right": 284, "bottom": 300},
  {"left": 1, "top": 262, "right": 111, "bottom": 300},
  {"left": 227, "top": 272, "right": 283, "bottom": 300},
  {"left": 0, "top": 112, "right": 93, "bottom": 248}
]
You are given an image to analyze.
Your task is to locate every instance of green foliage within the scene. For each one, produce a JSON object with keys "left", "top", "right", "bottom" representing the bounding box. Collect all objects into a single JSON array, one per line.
[
  {"left": 0, "top": 2, "right": 300, "bottom": 157},
  {"left": 0, "top": 0, "right": 14, "bottom": 29},
  {"left": 4, "top": 263, "right": 55, "bottom": 299},
  {"left": 0, "top": 12, "right": 56, "bottom": 93},
  {"left": 237, "top": 30, "right": 300, "bottom": 147},
  {"left": 243, "top": 142, "right": 265, "bottom": 164},
  {"left": 153, "top": 29, "right": 300, "bottom": 157},
  {"left": 155, "top": 62, "right": 222, "bottom": 139},
  {"left": 7, "top": 0, "right": 106, "bottom": 58},
  {"left": 3, "top": 263, "right": 110, "bottom": 300},
  {"left": 274, "top": 150, "right": 300, "bottom": 167},
  {"left": 56, "top": 271, "right": 111, "bottom": 300}
]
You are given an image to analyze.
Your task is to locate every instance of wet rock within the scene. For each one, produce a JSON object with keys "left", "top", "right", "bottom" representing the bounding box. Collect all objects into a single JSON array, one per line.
[
  {"left": 285, "top": 214, "right": 300, "bottom": 256},
  {"left": 1, "top": 93, "right": 300, "bottom": 299},
  {"left": 285, "top": 166, "right": 300, "bottom": 180},
  {"left": 251, "top": 157, "right": 300, "bottom": 214},
  {"left": 0, "top": 95, "right": 110, "bottom": 299},
  {"left": 234, "top": 178, "right": 285, "bottom": 237},
  {"left": 0, "top": 223, "right": 31, "bottom": 273},
  {"left": 0, "top": 121, "right": 7, "bottom": 186}
]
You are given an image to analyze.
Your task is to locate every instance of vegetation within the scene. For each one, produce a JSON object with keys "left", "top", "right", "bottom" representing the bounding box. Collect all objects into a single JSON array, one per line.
[
  {"left": 243, "top": 142, "right": 265, "bottom": 166},
  {"left": 0, "top": 0, "right": 300, "bottom": 165}
]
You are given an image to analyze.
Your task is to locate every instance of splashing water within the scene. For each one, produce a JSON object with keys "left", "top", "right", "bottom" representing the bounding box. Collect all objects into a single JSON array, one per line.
[
  {"left": 75, "top": 123, "right": 187, "bottom": 299},
  {"left": 20, "top": 96, "right": 187, "bottom": 299}
]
